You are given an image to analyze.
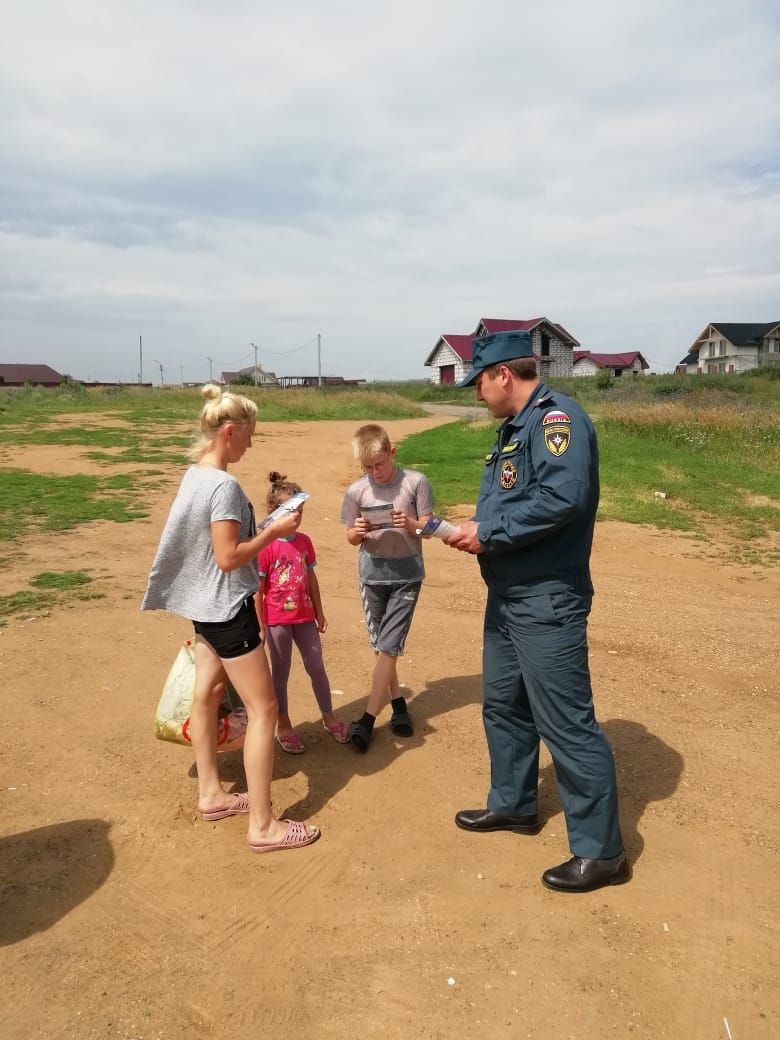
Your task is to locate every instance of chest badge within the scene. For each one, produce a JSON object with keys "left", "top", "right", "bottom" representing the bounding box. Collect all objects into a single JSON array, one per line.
[
  {"left": 542, "top": 410, "right": 571, "bottom": 456},
  {"left": 500, "top": 459, "right": 518, "bottom": 489}
]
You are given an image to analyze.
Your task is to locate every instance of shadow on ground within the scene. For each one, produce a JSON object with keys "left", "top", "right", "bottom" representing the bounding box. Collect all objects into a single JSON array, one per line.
[
  {"left": 538, "top": 718, "right": 683, "bottom": 862},
  {"left": 0, "top": 819, "right": 114, "bottom": 946},
  {"left": 208, "top": 674, "right": 684, "bottom": 864}
]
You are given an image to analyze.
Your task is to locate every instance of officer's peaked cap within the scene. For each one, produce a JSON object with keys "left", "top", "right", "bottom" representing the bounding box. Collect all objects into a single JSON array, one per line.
[{"left": 458, "top": 329, "right": 534, "bottom": 387}]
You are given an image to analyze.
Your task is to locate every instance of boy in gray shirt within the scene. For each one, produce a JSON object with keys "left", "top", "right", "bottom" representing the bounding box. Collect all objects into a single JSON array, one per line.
[{"left": 341, "top": 424, "right": 434, "bottom": 752}]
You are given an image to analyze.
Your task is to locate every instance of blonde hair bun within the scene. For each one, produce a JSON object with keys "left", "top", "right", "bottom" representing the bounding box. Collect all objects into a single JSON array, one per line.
[{"left": 201, "top": 383, "right": 223, "bottom": 401}]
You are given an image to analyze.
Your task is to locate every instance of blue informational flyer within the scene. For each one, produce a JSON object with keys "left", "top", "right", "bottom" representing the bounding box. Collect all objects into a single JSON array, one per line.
[{"left": 416, "top": 515, "right": 457, "bottom": 539}]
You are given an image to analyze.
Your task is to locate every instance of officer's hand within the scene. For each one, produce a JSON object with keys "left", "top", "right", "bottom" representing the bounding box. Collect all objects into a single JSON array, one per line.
[{"left": 446, "top": 521, "right": 483, "bottom": 554}]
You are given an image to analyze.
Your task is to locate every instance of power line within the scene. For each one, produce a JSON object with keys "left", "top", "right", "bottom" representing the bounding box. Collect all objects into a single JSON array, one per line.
[{"left": 259, "top": 336, "right": 319, "bottom": 357}]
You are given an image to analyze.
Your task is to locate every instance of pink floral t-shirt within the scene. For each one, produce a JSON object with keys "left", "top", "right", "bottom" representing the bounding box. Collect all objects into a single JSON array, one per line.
[{"left": 258, "top": 533, "right": 316, "bottom": 626}]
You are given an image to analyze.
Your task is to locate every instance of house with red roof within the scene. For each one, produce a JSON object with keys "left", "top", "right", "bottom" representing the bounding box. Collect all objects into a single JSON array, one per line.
[
  {"left": 424, "top": 317, "right": 579, "bottom": 384},
  {"left": 0, "top": 364, "right": 64, "bottom": 387},
  {"left": 572, "top": 351, "right": 649, "bottom": 377}
]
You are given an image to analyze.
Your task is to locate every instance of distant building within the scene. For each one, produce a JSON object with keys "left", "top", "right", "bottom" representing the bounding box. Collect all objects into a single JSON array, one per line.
[
  {"left": 277, "top": 375, "right": 365, "bottom": 388},
  {"left": 0, "top": 364, "right": 64, "bottom": 387},
  {"left": 425, "top": 317, "right": 579, "bottom": 384},
  {"left": 572, "top": 351, "right": 649, "bottom": 377},
  {"left": 676, "top": 322, "right": 780, "bottom": 374},
  {"left": 219, "top": 365, "right": 279, "bottom": 387}
]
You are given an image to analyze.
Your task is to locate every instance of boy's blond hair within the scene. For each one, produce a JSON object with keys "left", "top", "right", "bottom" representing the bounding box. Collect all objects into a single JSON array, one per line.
[{"left": 352, "top": 424, "right": 392, "bottom": 463}]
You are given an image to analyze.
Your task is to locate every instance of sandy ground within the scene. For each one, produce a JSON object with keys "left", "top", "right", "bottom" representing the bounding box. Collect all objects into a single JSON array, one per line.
[{"left": 1, "top": 416, "right": 777, "bottom": 1040}]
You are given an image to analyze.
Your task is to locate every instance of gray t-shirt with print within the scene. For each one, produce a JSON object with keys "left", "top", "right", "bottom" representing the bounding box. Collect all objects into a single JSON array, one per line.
[
  {"left": 341, "top": 467, "right": 434, "bottom": 585},
  {"left": 141, "top": 466, "right": 259, "bottom": 622}
]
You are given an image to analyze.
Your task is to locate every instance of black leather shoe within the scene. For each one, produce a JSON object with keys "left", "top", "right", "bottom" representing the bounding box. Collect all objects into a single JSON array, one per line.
[
  {"left": 454, "top": 808, "right": 540, "bottom": 834},
  {"left": 541, "top": 854, "right": 630, "bottom": 892}
]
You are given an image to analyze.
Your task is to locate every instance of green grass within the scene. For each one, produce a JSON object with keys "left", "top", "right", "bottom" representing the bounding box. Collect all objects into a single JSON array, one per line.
[
  {"left": 0, "top": 570, "right": 103, "bottom": 625},
  {"left": 0, "top": 469, "right": 149, "bottom": 542},
  {"left": 396, "top": 401, "right": 780, "bottom": 565},
  {"left": 1, "top": 378, "right": 777, "bottom": 564},
  {"left": 30, "top": 570, "right": 93, "bottom": 590},
  {"left": 0, "top": 384, "right": 426, "bottom": 427}
]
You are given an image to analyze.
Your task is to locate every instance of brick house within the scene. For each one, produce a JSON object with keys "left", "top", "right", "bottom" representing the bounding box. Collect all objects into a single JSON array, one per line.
[
  {"left": 676, "top": 323, "right": 780, "bottom": 375},
  {"left": 0, "top": 364, "right": 65, "bottom": 387},
  {"left": 425, "top": 317, "right": 579, "bottom": 385},
  {"left": 572, "top": 351, "right": 649, "bottom": 377}
]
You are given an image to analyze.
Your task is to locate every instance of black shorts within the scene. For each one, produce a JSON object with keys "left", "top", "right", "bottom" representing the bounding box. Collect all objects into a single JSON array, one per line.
[{"left": 192, "top": 598, "right": 262, "bottom": 659}]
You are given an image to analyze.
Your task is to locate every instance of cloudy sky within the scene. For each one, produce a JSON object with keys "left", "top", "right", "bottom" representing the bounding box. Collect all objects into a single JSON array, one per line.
[{"left": 1, "top": 1, "right": 778, "bottom": 382}]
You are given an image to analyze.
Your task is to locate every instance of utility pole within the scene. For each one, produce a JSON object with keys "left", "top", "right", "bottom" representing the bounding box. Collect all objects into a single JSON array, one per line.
[
  {"left": 317, "top": 332, "right": 322, "bottom": 388},
  {"left": 139, "top": 335, "right": 143, "bottom": 384},
  {"left": 153, "top": 359, "right": 164, "bottom": 386},
  {"left": 250, "top": 342, "right": 259, "bottom": 386},
  {"left": 206, "top": 356, "right": 213, "bottom": 381},
  {"left": 180, "top": 365, "right": 184, "bottom": 386}
]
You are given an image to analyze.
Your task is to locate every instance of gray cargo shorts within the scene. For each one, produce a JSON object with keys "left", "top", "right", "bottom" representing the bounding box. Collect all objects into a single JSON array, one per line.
[{"left": 359, "top": 580, "right": 422, "bottom": 656}]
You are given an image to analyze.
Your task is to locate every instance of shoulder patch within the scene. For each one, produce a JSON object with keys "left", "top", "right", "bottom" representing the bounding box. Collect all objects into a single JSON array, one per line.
[
  {"left": 542, "top": 410, "right": 571, "bottom": 425},
  {"left": 544, "top": 419, "right": 571, "bottom": 456}
]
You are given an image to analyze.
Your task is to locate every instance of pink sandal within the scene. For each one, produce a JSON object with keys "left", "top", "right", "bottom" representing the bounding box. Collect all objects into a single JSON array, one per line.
[
  {"left": 248, "top": 820, "right": 320, "bottom": 855},
  {"left": 200, "top": 791, "right": 250, "bottom": 822},
  {"left": 276, "top": 731, "right": 305, "bottom": 754},
  {"left": 322, "top": 720, "right": 350, "bottom": 744}
]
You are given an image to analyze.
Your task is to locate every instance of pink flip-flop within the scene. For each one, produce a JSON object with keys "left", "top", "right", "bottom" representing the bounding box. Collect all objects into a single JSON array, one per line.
[
  {"left": 200, "top": 791, "right": 250, "bottom": 822},
  {"left": 276, "top": 731, "right": 305, "bottom": 754},
  {"left": 248, "top": 819, "right": 320, "bottom": 855},
  {"left": 322, "top": 720, "right": 350, "bottom": 744}
]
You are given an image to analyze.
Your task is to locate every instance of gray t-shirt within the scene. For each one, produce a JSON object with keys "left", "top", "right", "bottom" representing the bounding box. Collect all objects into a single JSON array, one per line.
[
  {"left": 141, "top": 466, "right": 260, "bottom": 622},
  {"left": 341, "top": 468, "right": 434, "bottom": 585}
]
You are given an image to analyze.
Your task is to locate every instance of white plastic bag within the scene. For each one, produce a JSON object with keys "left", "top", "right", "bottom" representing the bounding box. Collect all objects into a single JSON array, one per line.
[{"left": 154, "top": 638, "right": 248, "bottom": 751}]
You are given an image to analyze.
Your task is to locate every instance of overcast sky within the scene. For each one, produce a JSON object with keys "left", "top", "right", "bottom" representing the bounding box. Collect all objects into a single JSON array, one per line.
[{"left": 1, "top": 1, "right": 778, "bottom": 382}]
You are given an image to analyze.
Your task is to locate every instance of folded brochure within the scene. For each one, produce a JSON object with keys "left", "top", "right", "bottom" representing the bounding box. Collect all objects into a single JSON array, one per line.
[
  {"left": 416, "top": 515, "right": 457, "bottom": 539},
  {"left": 360, "top": 503, "right": 395, "bottom": 529},
  {"left": 259, "top": 491, "right": 310, "bottom": 530}
]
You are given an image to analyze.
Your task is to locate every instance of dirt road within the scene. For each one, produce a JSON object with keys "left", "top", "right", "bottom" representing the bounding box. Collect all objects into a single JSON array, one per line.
[{"left": 1, "top": 416, "right": 777, "bottom": 1039}]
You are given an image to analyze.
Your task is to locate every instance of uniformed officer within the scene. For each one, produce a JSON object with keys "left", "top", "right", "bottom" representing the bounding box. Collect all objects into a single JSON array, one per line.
[{"left": 447, "top": 329, "right": 628, "bottom": 892}]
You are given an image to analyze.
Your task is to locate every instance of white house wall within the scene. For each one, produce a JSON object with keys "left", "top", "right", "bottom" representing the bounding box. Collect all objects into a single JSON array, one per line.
[
  {"left": 429, "top": 343, "right": 471, "bottom": 384},
  {"left": 532, "top": 329, "right": 573, "bottom": 377},
  {"left": 573, "top": 358, "right": 600, "bottom": 376}
]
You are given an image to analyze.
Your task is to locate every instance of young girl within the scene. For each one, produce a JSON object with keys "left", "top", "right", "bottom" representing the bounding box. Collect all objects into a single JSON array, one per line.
[
  {"left": 142, "top": 386, "right": 320, "bottom": 855},
  {"left": 255, "top": 471, "right": 348, "bottom": 753}
]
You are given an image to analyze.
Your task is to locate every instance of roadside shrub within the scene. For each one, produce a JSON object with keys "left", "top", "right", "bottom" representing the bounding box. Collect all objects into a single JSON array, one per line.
[{"left": 596, "top": 369, "right": 614, "bottom": 390}]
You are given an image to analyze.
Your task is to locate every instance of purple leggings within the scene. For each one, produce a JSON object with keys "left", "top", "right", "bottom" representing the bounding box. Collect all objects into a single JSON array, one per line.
[{"left": 264, "top": 621, "right": 333, "bottom": 716}]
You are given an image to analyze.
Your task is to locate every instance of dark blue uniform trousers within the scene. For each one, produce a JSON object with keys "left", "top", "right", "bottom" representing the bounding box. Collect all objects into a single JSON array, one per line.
[{"left": 482, "top": 588, "right": 623, "bottom": 860}]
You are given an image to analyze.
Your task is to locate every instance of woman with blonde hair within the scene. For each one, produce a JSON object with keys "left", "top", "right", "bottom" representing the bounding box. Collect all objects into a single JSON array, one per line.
[{"left": 142, "top": 384, "right": 320, "bottom": 854}]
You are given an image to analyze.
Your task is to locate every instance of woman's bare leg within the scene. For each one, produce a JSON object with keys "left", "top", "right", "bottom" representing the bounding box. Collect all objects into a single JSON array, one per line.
[
  {"left": 191, "top": 638, "right": 242, "bottom": 815},
  {"left": 221, "top": 645, "right": 290, "bottom": 844}
]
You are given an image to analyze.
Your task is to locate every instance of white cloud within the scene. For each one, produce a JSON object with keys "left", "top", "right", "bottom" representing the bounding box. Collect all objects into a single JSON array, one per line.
[{"left": 1, "top": 0, "right": 778, "bottom": 379}]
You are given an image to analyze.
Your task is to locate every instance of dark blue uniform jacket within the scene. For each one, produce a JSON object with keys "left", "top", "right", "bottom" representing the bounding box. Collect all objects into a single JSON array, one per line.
[{"left": 476, "top": 382, "right": 599, "bottom": 598}]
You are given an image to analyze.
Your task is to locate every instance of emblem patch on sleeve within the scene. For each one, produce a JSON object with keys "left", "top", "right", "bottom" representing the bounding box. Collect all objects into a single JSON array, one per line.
[
  {"left": 500, "top": 459, "right": 517, "bottom": 488},
  {"left": 542, "top": 410, "right": 571, "bottom": 456}
]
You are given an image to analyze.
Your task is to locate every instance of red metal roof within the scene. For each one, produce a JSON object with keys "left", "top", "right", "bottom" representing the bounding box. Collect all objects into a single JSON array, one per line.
[
  {"left": 475, "top": 318, "right": 580, "bottom": 346},
  {"left": 573, "top": 351, "right": 648, "bottom": 370},
  {"left": 440, "top": 334, "right": 474, "bottom": 360},
  {"left": 0, "top": 364, "right": 63, "bottom": 385}
]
